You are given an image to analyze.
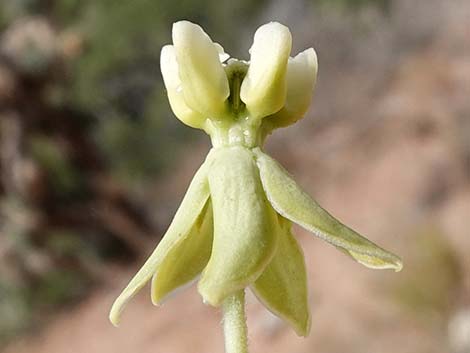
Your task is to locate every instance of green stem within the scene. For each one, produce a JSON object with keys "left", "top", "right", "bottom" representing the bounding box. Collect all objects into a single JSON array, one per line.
[{"left": 222, "top": 290, "right": 248, "bottom": 353}]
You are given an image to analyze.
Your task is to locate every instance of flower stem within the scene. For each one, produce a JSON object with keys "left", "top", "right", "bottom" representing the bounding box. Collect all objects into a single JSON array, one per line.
[{"left": 222, "top": 290, "right": 248, "bottom": 353}]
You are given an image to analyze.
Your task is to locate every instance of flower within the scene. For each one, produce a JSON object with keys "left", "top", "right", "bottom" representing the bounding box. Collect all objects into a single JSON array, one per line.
[{"left": 110, "top": 20, "right": 402, "bottom": 339}]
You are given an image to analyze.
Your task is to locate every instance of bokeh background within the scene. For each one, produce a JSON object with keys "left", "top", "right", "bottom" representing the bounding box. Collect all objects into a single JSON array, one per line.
[{"left": 1, "top": 0, "right": 469, "bottom": 352}]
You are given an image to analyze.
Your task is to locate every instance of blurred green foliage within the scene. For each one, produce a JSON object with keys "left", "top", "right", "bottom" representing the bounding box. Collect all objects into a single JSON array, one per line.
[
  {"left": 314, "top": 0, "right": 390, "bottom": 12},
  {"left": 29, "top": 136, "right": 85, "bottom": 198},
  {"left": 0, "top": 225, "right": 94, "bottom": 344},
  {"left": 0, "top": 282, "right": 31, "bottom": 343}
]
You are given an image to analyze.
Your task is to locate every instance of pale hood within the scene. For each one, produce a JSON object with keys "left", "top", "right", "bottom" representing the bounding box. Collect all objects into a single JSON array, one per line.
[{"left": 160, "top": 20, "right": 318, "bottom": 131}]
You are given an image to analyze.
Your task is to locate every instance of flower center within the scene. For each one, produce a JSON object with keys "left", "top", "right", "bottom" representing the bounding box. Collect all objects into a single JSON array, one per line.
[
  {"left": 205, "top": 59, "right": 267, "bottom": 149},
  {"left": 226, "top": 59, "right": 247, "bottom": 116}
]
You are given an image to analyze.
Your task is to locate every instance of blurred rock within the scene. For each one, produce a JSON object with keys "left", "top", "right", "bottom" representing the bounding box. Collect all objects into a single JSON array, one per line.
[
  {"left": 0, "top": 16, "right": 58, "bottom": 75},
  {"left": 448, "top": 308, "right": 470, "bottom": 353}
]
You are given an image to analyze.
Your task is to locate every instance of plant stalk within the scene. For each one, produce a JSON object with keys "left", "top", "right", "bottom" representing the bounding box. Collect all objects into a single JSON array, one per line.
[{"left": 222, "top": 290, "right": 248, "bottom": 353}]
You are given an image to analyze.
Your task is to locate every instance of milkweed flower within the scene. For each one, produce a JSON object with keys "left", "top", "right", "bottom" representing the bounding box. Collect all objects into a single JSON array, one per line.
[{"left": 110, "top": 20, "right": 402, "bottom": 350}]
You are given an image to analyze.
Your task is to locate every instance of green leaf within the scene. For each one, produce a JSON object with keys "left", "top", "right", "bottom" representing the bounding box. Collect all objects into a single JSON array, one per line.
[
  {"left": 252, "top": 215, "right": 310, "bottom": 336},
  {"left": 198, "top": 146, "right": 278, "bottom": 306},
  {"left": 254, "top": 148, "right": 402, "bottom": 272},
  {"left": 109, "top": 151, "right": 214, "bottom": 326},
  {"left": 151, "top": 201, "right": 213, "bottom": 305}
]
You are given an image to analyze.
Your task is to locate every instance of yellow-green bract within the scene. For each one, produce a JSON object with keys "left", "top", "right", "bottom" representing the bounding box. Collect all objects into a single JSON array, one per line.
[{"left": 109, "top": 20, "right": 402, "bottom": 339}]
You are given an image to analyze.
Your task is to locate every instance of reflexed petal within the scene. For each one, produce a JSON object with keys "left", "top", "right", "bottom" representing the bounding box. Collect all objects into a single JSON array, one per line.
[
  {"left": 198, "top": 146, "right": 278, "bottom": 306},
  {"left": 252, "top": 215, "right": 310, "bottom": 336},
  {"left": 240, "top": 22, "right": 292, "bottom": 119},
  {"left": 254, "top": 148, "right": 403, "bottom": 272},
  {"left": 172, "top": 21, "right": 229, "bottom": 118},
  {"left": 336, "top": 247, "right": 403, "bottom": 270},
  {"left": 109, "top": 152, "right": 215, "bottom": 326},
  {"left": 160, "top": 45, "right": 206, "bottom": 129},
  {"left": 266, "top": 48, "right": 318, "bottom": 130},
  {"left": 151, "top": 201, "right": 213, "bottom": 305}
]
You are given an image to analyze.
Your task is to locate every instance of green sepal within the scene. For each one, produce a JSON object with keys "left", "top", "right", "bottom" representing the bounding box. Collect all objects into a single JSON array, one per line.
[
  {"left": 252, "top": 215, "right": 310, "bottom": 336},
  {"left": 253, "top": 148, "right": 403, "bottom": 272},
  {"left": 109, "top": 151, "right": 215, "bottom": 326},
  {"left": 151, "top": 201, "right": 213, "bottom": 305},
  {"left": 198, "top": 146, "right": 278, "bottom": 306}
]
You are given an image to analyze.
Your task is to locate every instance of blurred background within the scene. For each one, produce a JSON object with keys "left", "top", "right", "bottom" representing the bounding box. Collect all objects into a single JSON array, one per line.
[{"left": 0, "top": 0, "right": 469, "bottom": 352}]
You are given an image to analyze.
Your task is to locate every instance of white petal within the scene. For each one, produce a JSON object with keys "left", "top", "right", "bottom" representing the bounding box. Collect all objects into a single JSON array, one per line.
[
  {"left": 150, "top": 201, "right": 213, "bottom": 305},
  {"left": 253, "top": 148, "right": 403, "bottom": 272},
  {"left": 198, "top": 146, "right": 278, "bottom": 306},
  {"left": 160, "top": 45, "right": 206, "bottom": 128},
  {"left": 266, "top": 48, "right": 318, "bottom": 129},
  {"left": 109, "top": 152, "right": 215, "bottom": 326},
  {"left": 172, "top": 21, "right": 229, "bottom": 118},
  {"left": 252, "top": 216, "right": 310, "bottom": 337},
  {"left": 240, "top": 22, "right": 292, "bottom": 119}
]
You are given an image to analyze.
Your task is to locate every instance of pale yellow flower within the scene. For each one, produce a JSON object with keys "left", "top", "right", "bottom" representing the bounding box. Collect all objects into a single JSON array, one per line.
[{"left": 110, "top": 20, "right": 402, "bottom": 341}]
